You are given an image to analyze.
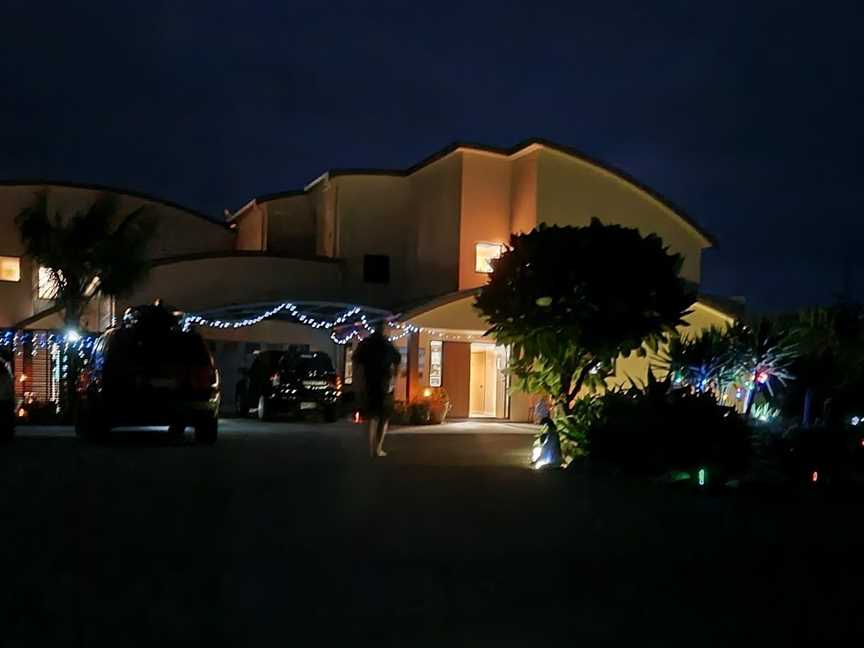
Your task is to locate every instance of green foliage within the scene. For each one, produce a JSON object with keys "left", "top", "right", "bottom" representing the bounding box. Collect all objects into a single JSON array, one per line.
[
  {"left": 587, "top": 371, "right": 751, "bottom": 475},
  {"left": 554, "top": 395, "right": 603, "bottom": 463},
  {"left": 727, "top": 318, "right": 797, "bottom": 416},
  {"left": 658, "top": 318, "right": 798, "bottom": 419},
  {"left": 408, "top": 400, "right": 431, "bottom": 425},
  {"left": 475, "top": 220, "right": 694, "bottom": 425},
  {"left": 15, "top": 192, "right": 157, "bottom": 326},
  {"left": 750, "top": 401, "right": 780, "bottom": 424},
  {"left": 659, "top": 326, "right": 738, "bottom": 396},
  {"left": 779, "top": 303, "right": 864, "bottom": 421}
]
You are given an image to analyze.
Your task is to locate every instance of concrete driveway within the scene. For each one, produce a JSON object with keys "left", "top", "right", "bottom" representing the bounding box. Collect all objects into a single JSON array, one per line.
[{"left": 2, "top": 419, "right": 864, "bottom": 645}]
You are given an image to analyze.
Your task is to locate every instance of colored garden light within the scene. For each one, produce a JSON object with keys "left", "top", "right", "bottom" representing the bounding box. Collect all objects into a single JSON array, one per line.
[{"left": 698, "top": 468, "right": 706, "bottom": 487}]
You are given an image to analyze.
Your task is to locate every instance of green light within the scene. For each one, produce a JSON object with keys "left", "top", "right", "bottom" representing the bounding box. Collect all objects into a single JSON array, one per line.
[{"left": 698, "top": 468, "right": 706, "bottom": 487}]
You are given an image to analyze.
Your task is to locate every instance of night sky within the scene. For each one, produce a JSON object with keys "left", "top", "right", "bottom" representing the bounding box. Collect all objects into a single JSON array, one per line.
[{"left": 2, "top": 1, "right": 862, "bottom": 312}]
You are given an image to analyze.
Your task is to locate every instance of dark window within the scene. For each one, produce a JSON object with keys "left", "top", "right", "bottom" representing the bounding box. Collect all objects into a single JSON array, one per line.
[
  {"left": 284, "top": 353, "right": 334, "bottom": 374},
  {"left": 363, "top": 254, "right": 390, "bottom": 284}
]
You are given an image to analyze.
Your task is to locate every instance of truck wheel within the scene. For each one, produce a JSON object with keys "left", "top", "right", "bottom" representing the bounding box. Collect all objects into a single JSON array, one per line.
[
  {"left": 258, "top": 396, "right": 272, "bottom": 422},
  {"left": 0, "top": 412, "right": 14, "bottom": 442}
]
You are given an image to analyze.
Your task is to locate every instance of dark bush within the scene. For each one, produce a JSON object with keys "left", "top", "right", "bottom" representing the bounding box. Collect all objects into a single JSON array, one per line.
[
  {"left": 19, "top": 400, "right": 61, "bottom": 425},
  {"left": 587, "top": 374, "right": 751, "bottom": 476},
  {"left": 391, "top": 401, "right": 409, "bottom": 425},
  {"left": 780, "top": 423, "right": 862, "bottom": 483},
  {"left": 408, "top": 401, "right": 431, "bottom": 425}
]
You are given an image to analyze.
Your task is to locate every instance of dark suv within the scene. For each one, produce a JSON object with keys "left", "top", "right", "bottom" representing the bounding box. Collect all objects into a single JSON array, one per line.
[
  {"left": 76, "top": 304, "right": 221, "bottom": 443},
  {"left": 235, "top": 350, "right": 340, "bottom": 422}
]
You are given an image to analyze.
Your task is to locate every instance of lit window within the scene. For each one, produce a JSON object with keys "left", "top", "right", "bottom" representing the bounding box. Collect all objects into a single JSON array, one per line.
[
  {"left": 0, "top": 256, "right": 21, "bottom": 282},
  {"left": 475, "top": 243, "right": 503, "bottom": 273},
  {"left": 37, "top": 266, "right": 61, "bottom": 300}
]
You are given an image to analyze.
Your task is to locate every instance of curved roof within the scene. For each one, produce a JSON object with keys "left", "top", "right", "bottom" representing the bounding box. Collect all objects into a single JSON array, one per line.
[
  {"left": 0, "top": 180, "right": 232, "bottom": 231},
  {"left": 254, "top": 138, "right": 715, "bottom": 246}
]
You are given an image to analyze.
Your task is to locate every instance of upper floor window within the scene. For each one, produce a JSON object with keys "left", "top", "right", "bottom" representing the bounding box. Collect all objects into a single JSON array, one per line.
[
  {"left": 474, "top": 243, "right": 503, "bottom": 273},
  {"left": 363, "top": 254, "right": 390, "bottom": 284},
  {"left": 37, "top": 266, "right": 60, "bottom": 299},
  {"left": 0, "top": 256, "right": 21, "bottom": 282}
]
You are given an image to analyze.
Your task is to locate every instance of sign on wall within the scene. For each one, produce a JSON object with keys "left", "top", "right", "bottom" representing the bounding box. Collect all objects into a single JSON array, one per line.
[{"left": 429, "top": 340, "right": 442, "bottom": 387}]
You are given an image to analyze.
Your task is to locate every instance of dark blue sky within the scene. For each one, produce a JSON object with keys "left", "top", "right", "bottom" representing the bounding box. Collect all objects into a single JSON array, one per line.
[{"left": 2, "top": 0, "right": 862, "bottom": 311}]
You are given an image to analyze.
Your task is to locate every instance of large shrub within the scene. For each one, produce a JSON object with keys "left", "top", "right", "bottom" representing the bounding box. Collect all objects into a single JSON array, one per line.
[
  {"left": 587, "top": 373, "right": 751, "bottom": 476},
  {"left": 475, "top": 219, "right": 693, "bottom": 441}
]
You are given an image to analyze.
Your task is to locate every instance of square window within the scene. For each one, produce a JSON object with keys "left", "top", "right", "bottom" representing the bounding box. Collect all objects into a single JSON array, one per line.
[
  {"left": 363, "top": 254, "right": 390, "bottom": 284},
  {"left": 0, "top": 256, "right": 21, "bottom": 282},
  {"left": 475, "top": 243, "right": 503, "bottom": 273}
]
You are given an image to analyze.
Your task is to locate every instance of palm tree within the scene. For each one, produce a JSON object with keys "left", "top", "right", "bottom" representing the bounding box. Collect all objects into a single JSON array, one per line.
[
  {"left": 15, "top": 191, "right": 157, "bottom": 328},
  {"left": 659, "top": 326, "right": 738, "bottom": 399},
  {"left": 727, "top": 318, "right": 797, "bottom": 418}
]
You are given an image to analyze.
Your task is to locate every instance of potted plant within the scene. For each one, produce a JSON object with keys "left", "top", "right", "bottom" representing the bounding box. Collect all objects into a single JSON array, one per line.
[{"left": 422, "top": 387, "right": 451, "bottom": 424}]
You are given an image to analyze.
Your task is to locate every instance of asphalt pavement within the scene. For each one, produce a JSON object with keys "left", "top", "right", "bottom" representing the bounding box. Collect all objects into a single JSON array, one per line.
[{"left": 2, "top": 419, "right": 863, "bottom": 646}]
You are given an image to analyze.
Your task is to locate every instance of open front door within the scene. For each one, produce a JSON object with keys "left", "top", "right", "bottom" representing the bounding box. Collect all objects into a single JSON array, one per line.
[{"left": 442, "top": 341, "right": 470, "bottom": 418}]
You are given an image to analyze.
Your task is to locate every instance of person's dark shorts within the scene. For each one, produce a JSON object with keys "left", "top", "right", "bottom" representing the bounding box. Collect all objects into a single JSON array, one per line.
[{"left": 362, "top": 389, "right": 394, "bottom": 419}]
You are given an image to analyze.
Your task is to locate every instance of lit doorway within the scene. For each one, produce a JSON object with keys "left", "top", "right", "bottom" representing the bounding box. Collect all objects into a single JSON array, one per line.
[{"left": 469, "top": 343, "right": 506, "bottom": 418}]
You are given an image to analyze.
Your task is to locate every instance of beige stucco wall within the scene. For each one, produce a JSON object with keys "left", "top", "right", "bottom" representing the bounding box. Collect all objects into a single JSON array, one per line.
[
  {"left": 200, "top": 320, "right": 337, "bottom": 354},
  {"left": 0, "top": 184, "right": 233, "bottom": 327},
  {"left": 121, "top": 255, "right": 346, "bottom": 313},
  {"left": 510, "top": 150, "right": 538, "bottom": 235},
  {"left": 264, "top": 195, "right": 316, "bottom": 256},
  {"left": 534, "top": 149, "right": 707, "bottom": 283},
  {"left": 233, "top": 203, "right": 266, "bottom": 251},
  {"left": 459, "top": 152, "right": 512, "bottom": 291},
  {"left": 331, "top": 174, "right": 410, "bottom": 309},
  {"left": 407, "top": 152, "right": 463, "bottom": 301},
  {"left": 409, "top": 294, "right": 488, "bottom": 332}
]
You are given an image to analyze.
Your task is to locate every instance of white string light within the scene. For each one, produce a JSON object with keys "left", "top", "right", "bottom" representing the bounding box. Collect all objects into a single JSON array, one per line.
[{"left": 182, "top": 304, "right": 363, "bottom": 331}]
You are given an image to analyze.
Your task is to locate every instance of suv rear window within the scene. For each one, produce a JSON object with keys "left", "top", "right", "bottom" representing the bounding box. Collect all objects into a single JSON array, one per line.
[
  {"left": 106, "top": 329, "right": 212, "bottom": 367},
  {"left": 281, "top": 353, "right": 334, "bottom": 374}
]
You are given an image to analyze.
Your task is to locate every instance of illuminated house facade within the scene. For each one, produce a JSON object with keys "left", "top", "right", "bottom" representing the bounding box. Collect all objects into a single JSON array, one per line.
[{"left": 0, "top": 140, "right": 734, "bottom": 420}]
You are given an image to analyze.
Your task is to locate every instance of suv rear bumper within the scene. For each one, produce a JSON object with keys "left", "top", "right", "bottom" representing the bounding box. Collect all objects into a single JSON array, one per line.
[
  {"left": 95, "top": 395, "right": 220, "bottom": 426},
  {"left": 268, "top": 391, "right": 339, "bottom": 414}
]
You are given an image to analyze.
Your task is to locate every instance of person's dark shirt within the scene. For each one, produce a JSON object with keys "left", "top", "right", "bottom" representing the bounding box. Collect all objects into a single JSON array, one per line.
[{"left": 353, "top": 335, "right": 401, "bottom": 395}]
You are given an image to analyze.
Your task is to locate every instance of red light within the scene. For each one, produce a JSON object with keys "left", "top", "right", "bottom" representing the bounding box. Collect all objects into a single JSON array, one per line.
[
  {"left": 811, "top": 470, "right": 819, "bottom": 483},
  {"left": 353, "top": 411, "right": 361, "bottom": 423},
  {"left": 860, "top": 438, "right": 864, "bottom": 448},
  {"left": 77, "top": 370, "right": 92, "bottom": 393}
]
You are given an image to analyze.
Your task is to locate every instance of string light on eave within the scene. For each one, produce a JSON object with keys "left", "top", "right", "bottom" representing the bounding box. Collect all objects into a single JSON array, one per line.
[
  {"left": 0, "top": 329, "right": 96, "bottom": 359},
  {"left": 182, "top": 303, "right": 364, "bottom": 332}
]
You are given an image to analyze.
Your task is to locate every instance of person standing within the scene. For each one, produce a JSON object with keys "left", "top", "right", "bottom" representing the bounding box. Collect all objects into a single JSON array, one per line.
[{"left": 352, "top": 327, "right": 402, "bottom": 458}]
